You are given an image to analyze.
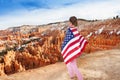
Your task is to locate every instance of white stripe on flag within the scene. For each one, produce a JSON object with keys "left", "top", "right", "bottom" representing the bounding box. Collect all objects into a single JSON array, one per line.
[
  {"left": 70, "top": 28, "right": 76, "bottom": 30},
  {"left": 80, "top": 37, "right": 84, "bottom": 43},
  {"left": 73, "top": 31, "right": 78, "bottom": 35}
]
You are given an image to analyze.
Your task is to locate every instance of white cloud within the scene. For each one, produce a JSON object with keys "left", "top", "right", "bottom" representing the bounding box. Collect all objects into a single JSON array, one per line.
[{"left": 0, "top": 0, "right": 120, "bottom": 30}]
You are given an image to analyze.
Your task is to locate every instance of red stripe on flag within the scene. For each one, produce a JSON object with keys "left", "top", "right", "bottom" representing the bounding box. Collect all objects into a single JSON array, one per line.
[
  {"left": 79, "top": 37, "right": 85, "bottom": 47},
  {"left": 71, "top": 28, "right": 77, "bottom": 32},
  {"left": 74, "top": 33, "right": 80, "bottom": 37}
]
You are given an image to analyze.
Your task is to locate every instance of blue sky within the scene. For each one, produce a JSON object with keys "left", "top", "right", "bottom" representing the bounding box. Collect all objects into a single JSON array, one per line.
[
  {"left": 0, "top": 0, "right": 83, "bottom": 15},
  {"left": 0, "top": 0, "right": 120, "bottom": 30}
]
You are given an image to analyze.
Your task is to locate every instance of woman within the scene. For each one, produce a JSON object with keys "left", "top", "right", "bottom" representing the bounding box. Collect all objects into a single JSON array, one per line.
[{"left": 61, "top": 16, "right": 87, "bottom": 80}]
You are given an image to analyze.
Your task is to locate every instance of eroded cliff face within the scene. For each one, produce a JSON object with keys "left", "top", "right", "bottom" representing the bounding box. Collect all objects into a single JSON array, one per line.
[
  {"left": 0, "top": 19, "right": 120, "bottom": 75},
  {"left": 0, "top": 29, "right": 65, "bottom": 75}
]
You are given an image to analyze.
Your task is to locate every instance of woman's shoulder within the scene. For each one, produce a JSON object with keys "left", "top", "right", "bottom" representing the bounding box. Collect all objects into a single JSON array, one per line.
[{"left": 69, "top": 27, "right": 78, "bottom": 31}]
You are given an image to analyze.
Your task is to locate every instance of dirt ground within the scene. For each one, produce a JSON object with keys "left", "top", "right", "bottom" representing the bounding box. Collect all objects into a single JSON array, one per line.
[{"left": 0, "top": 49, "right": 120, "bottom": 80}]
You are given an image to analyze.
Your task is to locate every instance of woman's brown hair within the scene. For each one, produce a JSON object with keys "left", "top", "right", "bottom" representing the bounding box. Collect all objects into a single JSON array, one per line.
[{"left": 69, "top": 16, "right": 78, "bottom": 27}]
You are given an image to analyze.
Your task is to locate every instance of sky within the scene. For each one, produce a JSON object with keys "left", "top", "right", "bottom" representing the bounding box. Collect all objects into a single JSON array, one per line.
[{"left": 0, "top": 0, "right": 120, "bottom": 30}]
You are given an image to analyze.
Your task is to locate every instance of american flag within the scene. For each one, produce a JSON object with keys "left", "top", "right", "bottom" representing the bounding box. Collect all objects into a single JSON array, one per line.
[{"left": 61, "top": 27, "right": 87, "bottom": 64}]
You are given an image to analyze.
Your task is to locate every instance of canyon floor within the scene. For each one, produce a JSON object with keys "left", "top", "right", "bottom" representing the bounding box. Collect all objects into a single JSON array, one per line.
[{"left": 0, "top": 49, "right": 120, "bottom": 80}]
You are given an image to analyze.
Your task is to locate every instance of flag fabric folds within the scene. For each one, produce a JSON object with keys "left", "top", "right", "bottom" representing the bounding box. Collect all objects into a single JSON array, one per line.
[{"left": 61, "top": 27, "right": 87, "bottom": 64}]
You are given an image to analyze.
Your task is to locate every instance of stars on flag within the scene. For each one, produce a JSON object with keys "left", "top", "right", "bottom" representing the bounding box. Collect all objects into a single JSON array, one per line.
[{"left": 61, "top": 28, "right": 74, "bottom": 50}]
